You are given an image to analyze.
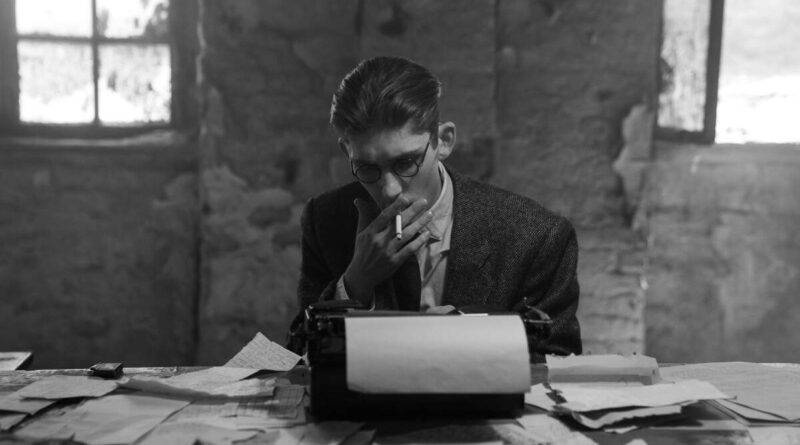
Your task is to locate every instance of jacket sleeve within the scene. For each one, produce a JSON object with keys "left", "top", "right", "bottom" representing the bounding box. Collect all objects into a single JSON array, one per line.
[
  {"left": 287, "top": 198, "right": 340, "bottom": 353},
  {"left": 513, "top": 216, "right": 582, "bottom": 362},
  {"left": 297, "top": 197, "right": 340, "bottom": 309}
]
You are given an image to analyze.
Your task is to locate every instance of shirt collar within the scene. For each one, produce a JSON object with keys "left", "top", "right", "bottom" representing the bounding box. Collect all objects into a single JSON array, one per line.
[{"left": 426, "top": 162, "right": 454, "bottom": 253}]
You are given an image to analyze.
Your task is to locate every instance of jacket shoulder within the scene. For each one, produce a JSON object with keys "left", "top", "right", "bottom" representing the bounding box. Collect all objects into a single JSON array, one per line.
[{"left": 451, "top": 171, "right": 571, "bottom": 233}]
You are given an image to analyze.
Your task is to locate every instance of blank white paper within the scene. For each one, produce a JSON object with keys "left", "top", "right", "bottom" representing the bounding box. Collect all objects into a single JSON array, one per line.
[{"left": 345, "top": 315, "right": 530, "bottom": 394}]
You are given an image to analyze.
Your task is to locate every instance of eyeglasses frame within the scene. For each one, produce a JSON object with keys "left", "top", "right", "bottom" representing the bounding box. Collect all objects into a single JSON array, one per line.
[{"left": 349, "top": 136, "right": 433, "bottom": 184}]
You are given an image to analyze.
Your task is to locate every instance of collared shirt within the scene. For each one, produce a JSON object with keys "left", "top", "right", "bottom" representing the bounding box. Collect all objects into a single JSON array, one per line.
[
  {"left": 416, "top": 161, "right": 453, "bottom": 311},
  {"left": 335, "top": 162, "right": 455, "bottom": 311}
]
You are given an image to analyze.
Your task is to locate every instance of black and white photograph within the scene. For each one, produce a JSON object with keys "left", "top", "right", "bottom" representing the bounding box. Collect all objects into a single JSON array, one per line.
[{"left": 0, "top": 1, "right": 799, "bottom": 443}]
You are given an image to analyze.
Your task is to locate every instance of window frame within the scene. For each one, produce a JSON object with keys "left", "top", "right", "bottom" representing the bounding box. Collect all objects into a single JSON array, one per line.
[
  {"left": 656, "top": 0, "right": 725, "bottom": 145},
  {"left": 0, "top": 0, "right": 197, "bottom": 138}
]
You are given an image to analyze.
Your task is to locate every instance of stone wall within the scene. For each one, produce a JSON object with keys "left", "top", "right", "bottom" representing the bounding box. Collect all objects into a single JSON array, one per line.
[
  {"left": 0, "top": 134, "right": 198, "bottom": 368},
  {"left": 495, "top": 1, "right": 658, "bottom": 355},
  {"left": 196, "top": 0, "right": 659, "bottom": 362},
  {"left": 194, "top": 0, "right": 361, "bottom": 364},
  {"left": 644, "top": 143, "right": 800, "bottom": 362},
  {"left": 8, "top": 0, "right": 795, "bottom": 367}
]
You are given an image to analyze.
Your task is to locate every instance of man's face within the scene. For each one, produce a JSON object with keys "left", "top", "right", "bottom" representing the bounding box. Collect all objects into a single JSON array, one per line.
[{"left": 341, "top": 122, "right": 446, "bottom": 210}]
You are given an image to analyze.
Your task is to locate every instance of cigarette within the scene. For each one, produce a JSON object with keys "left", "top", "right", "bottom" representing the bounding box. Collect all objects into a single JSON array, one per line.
[{"left": 395, "top": 214, "right": 403, "bottom": 240}]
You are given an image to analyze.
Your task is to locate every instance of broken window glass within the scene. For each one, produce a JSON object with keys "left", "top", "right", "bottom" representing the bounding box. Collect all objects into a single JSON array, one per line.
[
  {"left": 13, "top": 0, "right": 172, "bottom": 126},
  {"left": 18, "top": 41, "right": 93, "bottom": 123},
  {"left": 96, "top": 0, "right": 169, "bottom": 39},
  {"left": 98, "top": 44, "right": 171, "bottom": 124}
]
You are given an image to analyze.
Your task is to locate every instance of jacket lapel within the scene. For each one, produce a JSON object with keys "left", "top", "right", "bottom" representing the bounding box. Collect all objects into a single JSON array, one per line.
[{"left": 441, "top": 170, "right": 493, "bottom": 307}]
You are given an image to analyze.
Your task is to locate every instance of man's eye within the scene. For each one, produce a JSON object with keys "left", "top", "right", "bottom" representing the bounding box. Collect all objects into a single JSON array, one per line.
[{"left": 394, "top": 158, "right": 417, "bottom": 171}]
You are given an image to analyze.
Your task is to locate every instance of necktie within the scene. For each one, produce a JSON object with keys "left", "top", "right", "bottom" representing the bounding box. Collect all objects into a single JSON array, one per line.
[{"left": 393, "top": 256, "right": 421, "bottom": 312}]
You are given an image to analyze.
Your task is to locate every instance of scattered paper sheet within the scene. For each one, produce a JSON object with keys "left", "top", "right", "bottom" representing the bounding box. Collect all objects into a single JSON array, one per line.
[
  {"left": 0, "top": 392, "right": 54, "bottom": 414},
  {"left": 510, "top": 414, "right": 599, "bottom": 445},
  {"left": 660, "top": 362, "right": 800, "bottom": 421},
  {"left": 566, "top": 403, "right": 687, "bottom": 429},
  {"left": 346, "top": 315, "right": 530, "bottom": 394},
  {"left": 525, "top": 384, "right": 558, "bottom": 411},
  {"left": 203, "top": 376, "right": 276, "bottom": 398},
  {"left": 235, "top": 385, "right": 306, "bottom": 422},
  {"left": 0, "top": 352, "right": 32, "bottom": 370},
  {"left": 547, "top": 354, "right": 659, "bottom": 384},
  {"left": 715, "top": 399, "right": 789, "bottom": 423},
  {"left": 121, "top": 366, "right": 260, "bottom": 398},
  {"left": 0, "top": 412, "right": 27, "bottom": 431},
  {"left": 169, "top": 385, "right": 307, "bottom": 429},
  {"left": 11, "top": 415, "right": 74, "bottom": 441},
  {"left": 16, "top": 375, "right": 117, "bottom": 400},
  {"left": 267, "top": 426, "right": 306, "bottom": 445},
  {"left": 138, "top": 421, "right": 258, "bottom": 445},
  {"left": 552, "top": 379, "right": 728, "bottom": 412},
  {"left": 650, "top": 402, "right": 750, "bottom": 432},
  {"left": 15, "top": 394, "right": 189, "bottom": 444},
  {"left": 225, "top": 332, "right": 302, "bottom": 371}
]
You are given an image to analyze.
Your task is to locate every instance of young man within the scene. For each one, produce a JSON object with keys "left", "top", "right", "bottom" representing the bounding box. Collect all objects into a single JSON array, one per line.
[{"left": 295, "top": 56, "right": 581, "bottom": 360}]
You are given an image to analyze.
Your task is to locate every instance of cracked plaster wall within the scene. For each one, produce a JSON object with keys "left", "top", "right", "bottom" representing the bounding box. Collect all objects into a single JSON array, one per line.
[{"left": 197, "top": 0, "right": 657, "bottom": 362}]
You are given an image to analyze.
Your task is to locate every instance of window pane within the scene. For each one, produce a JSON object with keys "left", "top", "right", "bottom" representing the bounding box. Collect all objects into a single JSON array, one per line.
[
  {"left": 19, "top": 41, "right": 94, "bottom": 124},
  {"left": 96, "top": 0, "right": 170, "bottom": 39},
  {"left": 658, "top": 0, "right": 711, "bottom": 132},
  {"left": 15, "top": 0, "right": 92, "bottom": 37},
  {"left": 716, "top": 0, "right": 800, "bottom": 143},
  {"left": 98, "top": 44, "right": 171, "bottom": 124}
]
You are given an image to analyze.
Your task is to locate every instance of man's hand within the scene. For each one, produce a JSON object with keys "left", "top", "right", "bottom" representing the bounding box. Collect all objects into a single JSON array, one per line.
[{"left": 343, "top": 195, "right": 433, "bottom": 304}]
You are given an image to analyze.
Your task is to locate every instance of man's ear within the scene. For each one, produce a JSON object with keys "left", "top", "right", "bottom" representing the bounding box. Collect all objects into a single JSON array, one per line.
[
  {"left": 435, "top": 122, "right": 456, "bottom": 161},
  {"left": 338, "top": 138, "right": 350, "bottom": 157}
]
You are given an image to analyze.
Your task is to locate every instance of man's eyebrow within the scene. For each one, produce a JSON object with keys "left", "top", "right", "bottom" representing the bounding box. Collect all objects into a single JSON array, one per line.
[
  {"left": 351, "top": 144, "right": 427, "bottom": 164},
  {"left": 390, "top": 144, "right": 428, "bottom": 161}
]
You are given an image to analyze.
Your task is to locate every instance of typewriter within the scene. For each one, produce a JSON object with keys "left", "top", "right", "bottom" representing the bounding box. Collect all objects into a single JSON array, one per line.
[{"left": 291, "top": 300, "right": 553, "bottom": 420}]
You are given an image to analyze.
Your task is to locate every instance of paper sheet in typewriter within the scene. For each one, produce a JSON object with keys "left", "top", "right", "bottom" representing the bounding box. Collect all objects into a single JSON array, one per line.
[{"left": 345, "top": 315, "right": 531, "bottom": 394}]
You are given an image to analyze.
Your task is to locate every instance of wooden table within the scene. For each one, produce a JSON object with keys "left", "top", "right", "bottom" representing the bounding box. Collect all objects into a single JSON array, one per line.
[{"left": 0, "top": 366, "right": 754, "bottom": 444}]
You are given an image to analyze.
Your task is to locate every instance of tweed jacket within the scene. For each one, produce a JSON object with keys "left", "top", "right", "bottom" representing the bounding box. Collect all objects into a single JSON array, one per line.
[{"left": 296, "top": 168, "right": 582, "bottom": 361}]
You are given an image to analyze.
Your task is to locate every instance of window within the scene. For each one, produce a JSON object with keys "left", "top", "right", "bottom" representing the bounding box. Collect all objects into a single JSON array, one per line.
[
  {"left": 657, "top": 0, "right": 723, "bottom": 143},
  {"left": 659, "top": 0, "right": 800, "bottom": 144},
  {"left": 715, "top": 0, "right": 800, "bottom": 143},
  {"left": 0, "top": 0, "right": 196, "bottom": 137}
]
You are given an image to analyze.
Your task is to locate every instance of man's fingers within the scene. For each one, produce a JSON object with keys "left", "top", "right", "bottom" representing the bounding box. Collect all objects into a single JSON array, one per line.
[
  {"left": 353, "top": 198, "right": 377, "bottom": 232},
  {"left": 394, "top": 229, "right": 431, "bottom": 261},
  {"left": 376, "top": 197, "right": 429, "bottom": 236},
  {"left": 399, "top": 198, "right": 429, "bottom": 225},
  {"left": 400, "top": 210, "right": 433, "bottom": 240},
  {"left": 369, "top": 196, "right": 411, "bottom": 230}
]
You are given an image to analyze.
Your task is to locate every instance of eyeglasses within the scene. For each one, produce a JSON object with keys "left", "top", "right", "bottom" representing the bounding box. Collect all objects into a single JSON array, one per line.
[{"left": 350, "top": 138, "right": 431, "bottom": 184}]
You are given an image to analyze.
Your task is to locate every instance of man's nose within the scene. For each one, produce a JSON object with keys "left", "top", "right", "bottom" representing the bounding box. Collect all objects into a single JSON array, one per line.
[{"left": 379, "top": 170, "right": 403, "bottom": 202}]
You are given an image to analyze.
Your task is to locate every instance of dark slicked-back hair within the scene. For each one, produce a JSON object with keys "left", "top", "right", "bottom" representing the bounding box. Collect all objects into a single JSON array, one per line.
[{"left": 330, "top": 56, "right": 441, "bottom": 140}]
